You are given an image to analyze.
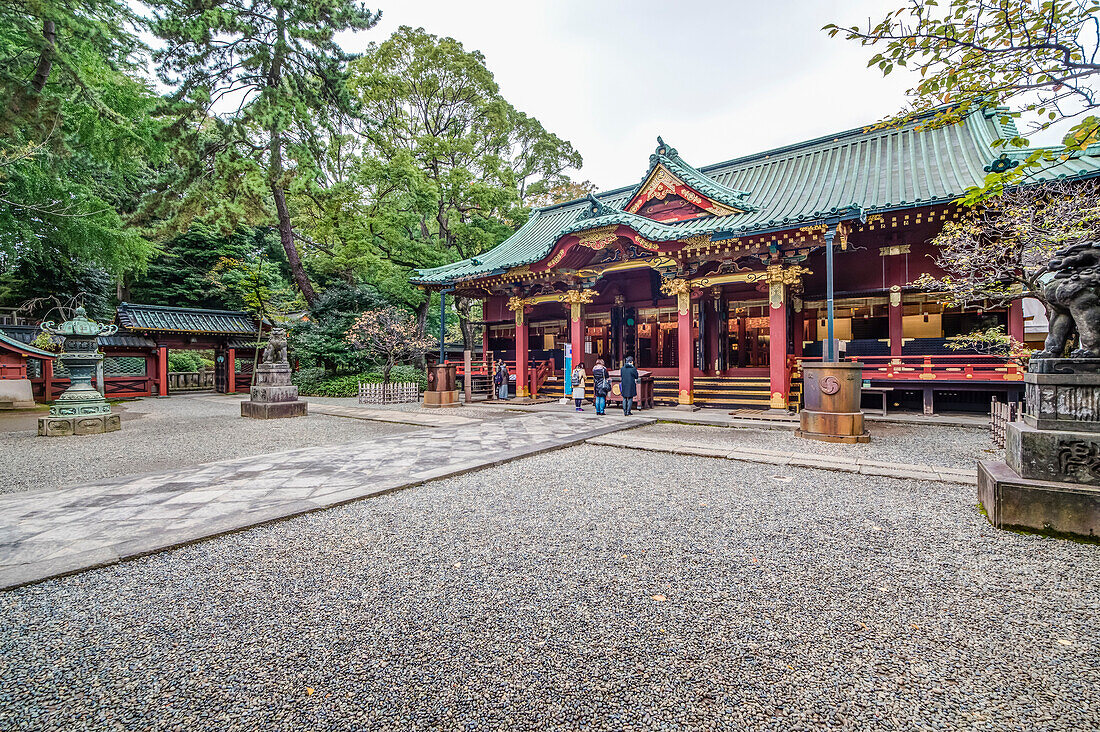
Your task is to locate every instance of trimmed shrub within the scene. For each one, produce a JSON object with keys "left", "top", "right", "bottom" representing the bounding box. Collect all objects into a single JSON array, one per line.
[{"left": 292, "top": 366, "right": 427, "bottom": 398}]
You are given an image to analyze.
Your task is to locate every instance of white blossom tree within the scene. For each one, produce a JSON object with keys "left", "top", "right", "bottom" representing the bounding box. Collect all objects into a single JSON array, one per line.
[{"left": 345, "top": 306, "right": 435, "bottom": 383}]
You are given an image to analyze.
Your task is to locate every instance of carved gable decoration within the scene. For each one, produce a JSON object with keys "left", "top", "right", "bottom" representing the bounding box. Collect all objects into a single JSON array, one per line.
[{"left": 624, "top": 163, "right": 742, "bottom": 219}]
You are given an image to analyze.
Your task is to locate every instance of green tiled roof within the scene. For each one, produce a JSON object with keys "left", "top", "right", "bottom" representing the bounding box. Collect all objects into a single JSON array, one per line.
[
  {"left": 414, "top": 107, "right": 1100, "bottom": 286},
  {"left": 0, "top": 328, "right": 55, "bottom": 359},
  {"left": 115, "top": 302, "right": 258, "bottom": 335},
  {"left": 623, "top": 137, "right": 753, "bottom": 212}
]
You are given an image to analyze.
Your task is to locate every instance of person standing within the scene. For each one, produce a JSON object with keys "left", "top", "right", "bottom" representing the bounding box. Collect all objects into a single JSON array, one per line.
[
  {"left": 495, "top": 360, "right": 509, "bottom": 400},
  {"left": 619, "top": 356, "right": 639, "bottom": 416},
  {"left": 592, "top": 358, "right": 610, "bottom": 415},
  {"left": 571, "top": 362, "right": 587, "bottom": 412}
]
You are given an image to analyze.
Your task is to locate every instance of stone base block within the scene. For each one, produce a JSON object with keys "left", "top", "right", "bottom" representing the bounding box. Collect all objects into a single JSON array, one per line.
[
  {"left": 422, "top": 390, "right": 460, "bottom": 408},
  {"left": 250, "top": 384, "right": 300, "bottom": 403},
  {"left": 1006, "top": 421, "right": 1100, "bottom": 485},
  {"left": 38, "top": 414, "right": 121, "bottom": 437},
  {"left": 241, "top": 400, "right": 308, "bottom": 419},
  {"left": 0, "top": 379, "right": 36, "bottom": 410},
  {"left": 797, "top": 410, "right": 870, "bottom": 443},
  {"left": 978, "top": 460, "right": 1100, "bottom": 541}
]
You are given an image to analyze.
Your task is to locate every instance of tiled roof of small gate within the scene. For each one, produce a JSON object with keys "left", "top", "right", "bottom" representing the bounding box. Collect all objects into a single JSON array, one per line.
[
  {"left": 0, "top": 328, "right": 56, "bottom": 358},
  {"left": 414, "top": 108, "right": 1100, "bottom": 286},
  {"left": 115, "top": 303, "right": 258, "bottom": 335},
  {"left": 0, "top": 325, "right": 154, "bottom": 350}
]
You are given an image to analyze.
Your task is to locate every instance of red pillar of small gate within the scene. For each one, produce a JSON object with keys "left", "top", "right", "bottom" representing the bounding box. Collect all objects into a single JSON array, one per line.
[
  {"left": 515, "top": 310, "right": 529, "bottom": 398},
  {"left": 676, "top": 290, "right": 694, "bottom": 406},
  {"left": 768, "top": 279, "right": 789, "bottom": 409},
  {"left": 226, "top": 348, "right": 237, "bottom": 394},
  {"left": 157, "top": 345, "right": 169, "bottom": 397},
  {"left": 43, "top": 358, "right": 54, "bottom": 401},
  {"left": 1008, "top": 299, "right": 1025, "bottom": 343}
]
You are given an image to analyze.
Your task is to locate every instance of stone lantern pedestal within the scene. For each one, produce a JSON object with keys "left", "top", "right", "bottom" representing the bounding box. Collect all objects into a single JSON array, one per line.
[
  {"left": 978, "top": 358, "right": 1100, "bottom": 540},
  {"left": 796, "top": 361, "right": 870, "bottom": 444}
]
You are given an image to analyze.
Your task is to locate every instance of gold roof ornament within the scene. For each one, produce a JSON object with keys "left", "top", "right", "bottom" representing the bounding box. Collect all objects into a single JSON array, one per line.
[{"left": 558, "top": 289, "right": 595, "bottom": 305}]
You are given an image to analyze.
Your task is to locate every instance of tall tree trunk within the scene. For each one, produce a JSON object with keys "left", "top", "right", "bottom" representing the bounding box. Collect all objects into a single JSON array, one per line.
[
  {"left": 455, "top": 296, "right": 474, "bottom": 351},
  {"left": 266, "top": 7, "right": 317, "bottom": 307},
  {"left": 413, "top": 297, "right": 430, "bottom": 368},
  {"left": 1, "top": 20, "right": 55, "bottom": 136}
]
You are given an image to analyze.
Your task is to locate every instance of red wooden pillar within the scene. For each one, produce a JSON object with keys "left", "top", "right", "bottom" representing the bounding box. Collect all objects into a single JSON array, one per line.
[
  {"left": 157, "top": 345, "right": 169, "bottom": 397},
  {"left": 515, "top": 308, "right": 529, "bottom": 398},
  {"left": 792, "top": 297, "right": 804, "bottom": 357},
  {"left": 569, "top": 299, "right": 585, "bottom": 372},
  {"left": 226, "top": 348, "right": 237, "bottom": 394},
  {"left": 676, "top": 288, "right": 694, "bottom": 406},
  {"left": 768, "top": 278, "right": 789, "bottom": 409},
  {"left": 705, "top": 292, "right": 721, "bottom": 375},
  {"left": 482, "top": 324, "right": 490, "bottom": 368},
  {"left": 43, "top": 358, "right": 54, "bottom": 401},
  {"left": 889, "top": 285, "right": 904, "bottom": 357},
  {"left": 1008, "top": 299, "right": 1025, "bottom": 343}
]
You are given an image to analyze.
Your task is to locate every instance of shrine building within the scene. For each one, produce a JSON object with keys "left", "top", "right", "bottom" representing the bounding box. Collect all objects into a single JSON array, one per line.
[{"left": 416, "top": 107, "right": 1100, "bottom": 414}]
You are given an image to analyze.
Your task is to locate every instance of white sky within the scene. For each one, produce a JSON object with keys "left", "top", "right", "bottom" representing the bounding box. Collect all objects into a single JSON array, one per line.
[{"left": 336, "top": 0, "right": 1066, "bottom": 191}]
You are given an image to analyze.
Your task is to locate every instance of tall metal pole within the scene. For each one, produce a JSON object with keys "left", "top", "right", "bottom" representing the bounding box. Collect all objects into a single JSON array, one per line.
[
  {"left": 824, "top": 225, "right": 836, "bottom": 363},
  {"left": 438, "top": 291, "right": 447, "bottom": 364}
]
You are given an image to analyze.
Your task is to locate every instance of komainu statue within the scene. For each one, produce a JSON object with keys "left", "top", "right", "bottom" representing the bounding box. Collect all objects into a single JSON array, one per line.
[
  {"left": 262, "top": 327, "right": 289, "bottom": 365},
  {"left": 1035, "top": 240, "right": 1100, "bottom": 359}
]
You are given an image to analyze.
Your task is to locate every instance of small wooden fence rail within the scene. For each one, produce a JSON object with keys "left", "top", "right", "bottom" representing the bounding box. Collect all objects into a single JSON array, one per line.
[
  {"left": 358, "top": 381, "right": 420, "bottom": 405},
  {"left": 989, "top": 397, "right": 1021, "bottom": 447}
]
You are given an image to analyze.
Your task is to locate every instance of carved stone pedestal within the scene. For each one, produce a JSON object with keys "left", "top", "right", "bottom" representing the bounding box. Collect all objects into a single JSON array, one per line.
[
  {"left": 241, "top": 362, "right": 307, "bottom": 419},
  {"left": 978, "top": 359, "right": 1100, "bottom": 540}
]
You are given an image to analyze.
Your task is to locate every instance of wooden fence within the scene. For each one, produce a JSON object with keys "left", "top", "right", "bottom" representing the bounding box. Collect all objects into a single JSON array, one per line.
[
  {"left": 358, "top": 381, "right": 420, "bottom": 405},
  {"left": 990, "top": 397, "right": 1021, "bottom": 447}
]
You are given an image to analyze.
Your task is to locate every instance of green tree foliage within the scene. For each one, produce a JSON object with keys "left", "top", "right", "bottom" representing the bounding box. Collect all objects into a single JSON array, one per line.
[
  {"left": 0, "top": 248, "right": 115, "bottom": 321},
  {"left": 145, "top": 0, "right": 382, "bottom": 305},
  {"left": 826, "top": 0, "right": 1100, "bottom": 201},
  {"left": 0, "top": 0, "right": 164, "bottom": 277},
  {"left": 290, "top": 282, "right": 386, "bottom": 373},
  {"left": 297, "top": 26, "right": 583, "bottom": 345},
  {"left": 129, "top": 225, "right": 295, "bottom": 312}
]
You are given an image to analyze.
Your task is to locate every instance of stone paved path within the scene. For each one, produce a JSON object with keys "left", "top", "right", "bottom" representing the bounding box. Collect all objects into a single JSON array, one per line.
[
  {"left": 0, "top": 413, "right": 648, "bottom": 590},
  {"left": 205, "top": 395, "right": 487, "bottom": 427},
  {"left": 588, "top": 432, "right": 978, "bottom": 484}
]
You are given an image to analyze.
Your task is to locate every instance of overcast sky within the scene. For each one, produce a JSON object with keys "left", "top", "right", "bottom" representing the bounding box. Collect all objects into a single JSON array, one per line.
[{"left": 334, "top": 0, "right": 1065, "bottom": 192}]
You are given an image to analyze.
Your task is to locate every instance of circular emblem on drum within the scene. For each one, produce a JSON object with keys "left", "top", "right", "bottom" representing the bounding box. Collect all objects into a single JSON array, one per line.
[
  {"left": 611, "top": 383, "right": 622, "bottom": 396},
  {"left": 820, "top": 376, "right": 841, "bottom": 395}
]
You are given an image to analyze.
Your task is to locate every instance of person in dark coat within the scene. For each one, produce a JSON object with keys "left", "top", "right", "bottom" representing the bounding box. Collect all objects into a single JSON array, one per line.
[
  {"left": 592, "top": 358, "right": 610, "bottom": 415},
  {"left": 619, "top": 356, "right": 640, "bottom": 415}
]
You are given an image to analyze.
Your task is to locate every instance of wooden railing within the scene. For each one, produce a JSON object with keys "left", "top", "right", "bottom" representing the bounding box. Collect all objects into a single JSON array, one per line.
[
  {"left": 791, "top": 354, "right": 1024, "bottom": 382},
  {"left": 990, "top": 397, "right": 1021, "bottom": 447},
  {"left": 528, "top": 359, "right": 554, "bottom": 395}
]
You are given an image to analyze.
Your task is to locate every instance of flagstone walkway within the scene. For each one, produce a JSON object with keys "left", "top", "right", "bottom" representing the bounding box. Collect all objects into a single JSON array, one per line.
[{"left": 0, "top": 413, "right": 648, "bottom": 590}]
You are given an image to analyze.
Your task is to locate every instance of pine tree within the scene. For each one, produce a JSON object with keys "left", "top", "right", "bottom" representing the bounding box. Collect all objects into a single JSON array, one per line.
[{"left": 145, "top": 0, "right": 381, "bottom": 305}]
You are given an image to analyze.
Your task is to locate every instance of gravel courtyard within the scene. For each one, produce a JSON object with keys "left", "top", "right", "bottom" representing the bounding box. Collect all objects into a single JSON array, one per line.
[
  {"left": 633, "top": 422, "right": 995, "bottom": 469},
  {"left": 0, "top": 395, "right": 414, "bottom": 494},
  {"left": 2, "top": 445, "right": 1096, "bottom": 731}
]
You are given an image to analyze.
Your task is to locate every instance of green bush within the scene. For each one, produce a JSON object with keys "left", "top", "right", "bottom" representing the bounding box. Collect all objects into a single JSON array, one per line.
[
  {"left": 168, "top": 352, "right": 205, "bottom": 372},
  {"left": 291, "top": 366, "right": 427, "bottom": 397}
]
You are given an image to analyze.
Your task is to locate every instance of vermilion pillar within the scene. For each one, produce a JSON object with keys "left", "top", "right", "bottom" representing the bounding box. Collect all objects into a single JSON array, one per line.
[
  {"left": 157, "top": 345, "right": 169, "bottom": 397},
  {"left": 226, "top": 348, "right": 237, "bottom": 394},
  {"left": 515, "top": 307, "right": 529, "bottom": 398},
  {"left": 569, "top": 301, "right": 585, "bottom": 371},
  {"left": 43, "top": 358, "right": 54, "bottom": 401},
  {"left": 889, "top": 285, "right": 904, "bottom": 357},
  {"left": 676, "top": 289, "right": 694, "bottom": 406},
  {"left": 768, "top": 276, "right": 789, "bottom": 409},
  {"left": 1008, "top": 299, "right": 1025, "bottom": 343}
]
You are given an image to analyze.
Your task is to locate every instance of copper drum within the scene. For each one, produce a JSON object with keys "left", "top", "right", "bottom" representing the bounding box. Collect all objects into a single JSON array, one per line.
[
  {"left": 797, "top": 362, "right": 870, "bottom": 443},
  {"left": 427, "top": 364, "right": 457, "bottom": 392}
]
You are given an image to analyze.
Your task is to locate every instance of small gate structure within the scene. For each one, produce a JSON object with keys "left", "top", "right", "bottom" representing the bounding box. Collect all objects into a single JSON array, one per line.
[
  {"left": 990, "top": 396, "right": 1021, "bottom": 447},
  {"left": 358, "top": 381, "right": 420, "bottom": 405}
]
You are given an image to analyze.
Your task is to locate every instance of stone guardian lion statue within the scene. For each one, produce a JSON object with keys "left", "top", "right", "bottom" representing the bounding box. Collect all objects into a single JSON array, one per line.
[
  {"left": 262, "top": 327, "right": 289, "bottom": 365},
  {"left": 1034, "top": 240, "right": 1100, "bottom": 359}
]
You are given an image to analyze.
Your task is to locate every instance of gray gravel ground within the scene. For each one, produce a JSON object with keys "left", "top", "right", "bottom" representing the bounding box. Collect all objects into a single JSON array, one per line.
[
  {"left": 0, "top": 395, "right": 413, "bottom": 494},
  {"left": 634, "top": 422, "right": 995, "bottom": 469},
  {"left": 1, "top": 445, "right": 1096, "bottom": 731}
]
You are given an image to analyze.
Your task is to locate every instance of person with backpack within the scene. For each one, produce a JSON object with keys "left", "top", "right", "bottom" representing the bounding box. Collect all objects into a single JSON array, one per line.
[
  {"left": 494, "top": 360, "right": 509, "bottom": 400},
  {"left": 592, "top": 358, "right": 611, "bottom": 415},
  {"left": 619, "top": 356, "right": 640, "bottom": 415},
  {"left": 571, "top": 362, "right": 587, "bottom": 411}
]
